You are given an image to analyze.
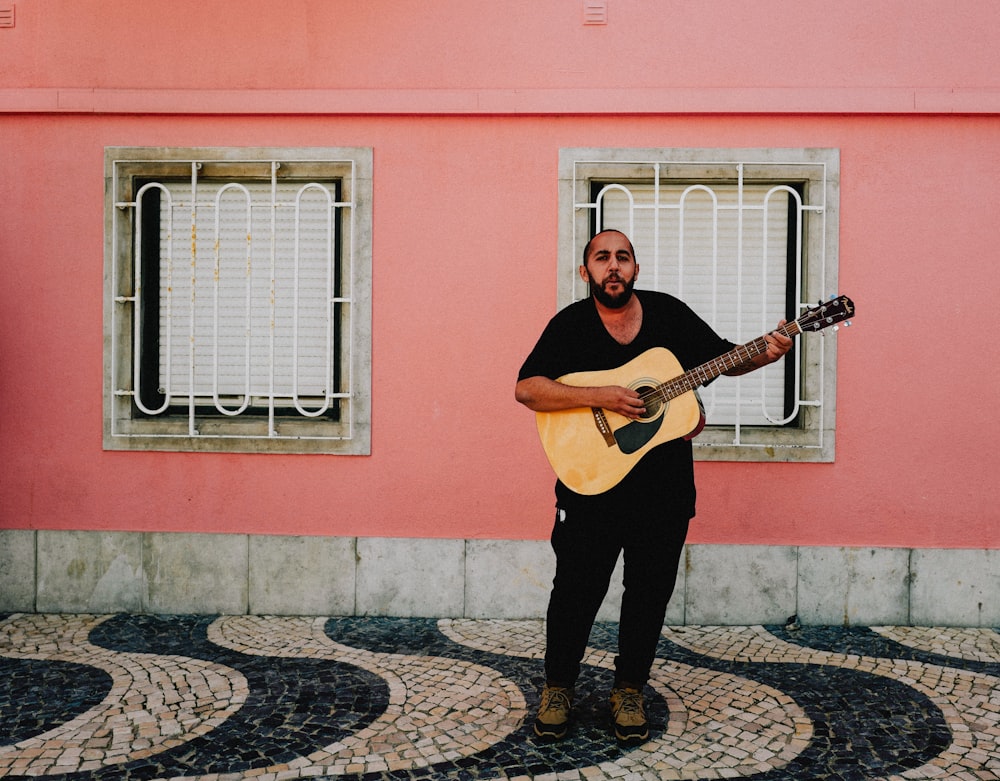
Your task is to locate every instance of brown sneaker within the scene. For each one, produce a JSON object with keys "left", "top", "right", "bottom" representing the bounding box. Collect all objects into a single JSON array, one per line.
[
  {"left": 610, "top": 685, "right": 649, "bottom": 745},
  {"left": 533, "top": 684, "right": 573, "bottom": 740}
]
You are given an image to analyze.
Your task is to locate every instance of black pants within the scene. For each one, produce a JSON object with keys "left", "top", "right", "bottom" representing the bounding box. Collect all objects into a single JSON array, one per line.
[{"left": 544, "top": 504, "right": 690, "bottom": 688}]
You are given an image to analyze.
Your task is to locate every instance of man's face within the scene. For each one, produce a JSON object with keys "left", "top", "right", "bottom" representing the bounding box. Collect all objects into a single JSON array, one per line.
[{"left": 580, "top": 231, "right": 638, "bottom": 309}]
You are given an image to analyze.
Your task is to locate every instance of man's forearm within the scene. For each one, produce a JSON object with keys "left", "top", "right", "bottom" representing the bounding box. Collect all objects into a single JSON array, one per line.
[
  {"left": 515, "top": 376, "right": 593, "bottom": 412},
  {"left": 515, "top": 376, "right": 647, "bottom": 419}
]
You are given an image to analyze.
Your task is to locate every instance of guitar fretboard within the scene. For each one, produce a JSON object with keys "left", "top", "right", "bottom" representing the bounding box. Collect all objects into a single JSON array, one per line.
[{"left": 650, "top": 320, "right": 803, "bottom": 404}]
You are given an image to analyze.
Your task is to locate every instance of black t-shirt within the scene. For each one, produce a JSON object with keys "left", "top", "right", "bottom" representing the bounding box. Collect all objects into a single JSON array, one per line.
[{"left": 518, "top": 290, "right": 734, "bottom": 517}]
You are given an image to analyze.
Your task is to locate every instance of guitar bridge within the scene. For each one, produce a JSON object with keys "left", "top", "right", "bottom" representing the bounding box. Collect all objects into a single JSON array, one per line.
[{"left": 591, "top": 408, "right": 617, "bottom": 448}]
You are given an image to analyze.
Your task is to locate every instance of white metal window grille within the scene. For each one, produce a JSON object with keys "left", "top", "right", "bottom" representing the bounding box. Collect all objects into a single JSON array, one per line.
[
  {"left": 597, "top": 181, "right": 796, "bottom": 427},
  {"left": 146, "top": 177, "right": 342, "bottom": 415},
  {"left": 561, "top": 149, "right": 840, "bottom": 461},
  {"left": 105, "top": 149, "right": 373, "bottom": 454}
]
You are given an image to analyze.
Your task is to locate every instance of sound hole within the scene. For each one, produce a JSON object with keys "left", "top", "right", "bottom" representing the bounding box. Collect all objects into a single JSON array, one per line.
[{"left": 635, "top": 385, "right": 663, "bottom": 420}]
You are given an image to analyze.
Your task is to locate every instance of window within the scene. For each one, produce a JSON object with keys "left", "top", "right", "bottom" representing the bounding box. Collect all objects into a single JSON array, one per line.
[
  {"left": 104, "top": 147, "right": 372, "bottom": 454},
  {"left": 559, "top": 148, "right": 841, "bottom": 462}
]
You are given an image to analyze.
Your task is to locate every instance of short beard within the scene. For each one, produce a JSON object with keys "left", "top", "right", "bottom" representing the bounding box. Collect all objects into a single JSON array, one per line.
[{"left": 590, "top": 277, "right": 636, "bottom": 309}]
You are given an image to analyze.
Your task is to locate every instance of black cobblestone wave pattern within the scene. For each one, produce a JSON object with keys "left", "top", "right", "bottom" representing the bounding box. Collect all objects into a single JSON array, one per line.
[
  {"left": 772, "top": 624, "right": 1000, "bottom": 677},
  {"left": 0, "top": 658, "right": 111, "bottom": 745},
  {"left": 658, "top": 628, "right": 953, "bottom": 781},
  {"left": 1, "top": 616, "right": 994, "bottom": 780},
  {"left": 326, "top": 618, "right": 654, "bottom": 779},
  {"left": 324, "top": 618, "right": 954, "bottom": 781},
  {"left": 0, "top": 615, "right": 389, "bottom": 781}
]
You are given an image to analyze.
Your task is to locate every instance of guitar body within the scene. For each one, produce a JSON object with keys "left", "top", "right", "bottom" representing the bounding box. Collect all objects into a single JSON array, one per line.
[
  {"left": 535, "top": 347, "right": 703, "bottom": 495},
  {"left": 530, "top": 295, "right": 855, "bottom": 496}
]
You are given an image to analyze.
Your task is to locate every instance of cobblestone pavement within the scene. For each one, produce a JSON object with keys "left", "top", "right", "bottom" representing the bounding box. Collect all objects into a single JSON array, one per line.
[{"left": 1, "top": 614, "right": 998, "bottom": 780}]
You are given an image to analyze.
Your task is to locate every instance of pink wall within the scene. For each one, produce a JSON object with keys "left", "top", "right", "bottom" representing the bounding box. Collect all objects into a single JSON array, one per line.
[
  {"left": 3, "top": 1, "right": 999, "bottom": 94},
  {"left": 2, "top": 2, "right": 999, "bottom": 549}
]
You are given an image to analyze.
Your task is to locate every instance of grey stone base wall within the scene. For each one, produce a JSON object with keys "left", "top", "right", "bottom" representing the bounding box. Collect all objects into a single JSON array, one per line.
[{"left": 1, "top": 529, "right": 997, "bottom": 626}]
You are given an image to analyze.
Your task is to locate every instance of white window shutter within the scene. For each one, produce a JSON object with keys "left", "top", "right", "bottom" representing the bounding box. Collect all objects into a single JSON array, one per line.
[
  {"left": 157, "top": 181, "right": 336, "bottom": 405},
  {"left": 598, "top": 183, "right": 792, "bottom": 426}
]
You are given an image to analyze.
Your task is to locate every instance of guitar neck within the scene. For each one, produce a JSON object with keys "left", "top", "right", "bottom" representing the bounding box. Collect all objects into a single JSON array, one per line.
[{"left": 659, "top": 320, "right": 802, "bottom": 402}]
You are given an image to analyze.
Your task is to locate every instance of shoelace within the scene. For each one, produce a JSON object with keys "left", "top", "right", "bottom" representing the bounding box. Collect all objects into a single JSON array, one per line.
[
  {"left": 541, "top": 688, "right": 571, "bottom": 713},
  {"left": 615, "top": 690, "right": 644, "bottom": 716}
]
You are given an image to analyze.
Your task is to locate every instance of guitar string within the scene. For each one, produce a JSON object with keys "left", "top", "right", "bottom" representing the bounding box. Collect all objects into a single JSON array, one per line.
[
  {"left": 636, "top": 335, "right": 771, "bottom": 405},
  {"left": 634, "top": 319, "right": 813, "bottom": 406},
  {"left": 617, "top": 297, "right": 848, "bottom": 407}
]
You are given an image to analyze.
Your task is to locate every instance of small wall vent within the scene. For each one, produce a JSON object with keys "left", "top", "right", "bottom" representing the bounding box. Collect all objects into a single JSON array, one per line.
[
  {"left": 583, "top": 0, "right": 607, "bottom": 26},
  {"left": 0, "top": 3, "right": 14, "bottom": 29}
]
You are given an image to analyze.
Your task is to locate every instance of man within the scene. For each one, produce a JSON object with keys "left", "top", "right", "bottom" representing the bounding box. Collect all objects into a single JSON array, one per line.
[{"left": 515, "top": 229, "right": 792, "bottom": 745}]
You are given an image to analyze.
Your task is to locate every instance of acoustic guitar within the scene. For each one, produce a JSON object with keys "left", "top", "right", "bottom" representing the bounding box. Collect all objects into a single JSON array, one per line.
[{"left": 535, "top": 295, "right": 855, "bottom": 495}]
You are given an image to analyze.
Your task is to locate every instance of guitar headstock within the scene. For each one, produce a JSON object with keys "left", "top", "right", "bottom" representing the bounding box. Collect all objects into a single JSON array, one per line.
[{"left": 796, "top": 295, "right": 855, "bottom": 333}]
